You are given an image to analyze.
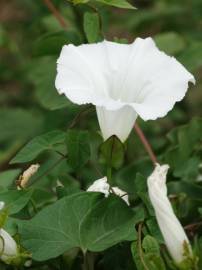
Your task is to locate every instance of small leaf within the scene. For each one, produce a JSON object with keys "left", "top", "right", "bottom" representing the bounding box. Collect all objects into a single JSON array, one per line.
[
  {"left": 96, "top": 0, "right": 135, "bottom": 9},
  {"left": 33, "top": 31, "right": 81, "bottom": 57},
  {"left": 0, "top": 190, "right": 33, "bottom": 214},
  {"left": 11, "top": 130, "right": 66, "bottom": 164},
  {"left": 28, "top": 57, "right": 70, "bottom": 110},
  {"left": 84, "top": 12, "right": 100, "bottom": 43},
  {"left": 179, "top": 42, "right": 202, "bottom": 71},
  {"left": 66, "top": 130, "right": 90, "bottom": 170},
  {"left": 99, "top": 135, "right": 125, "bottom": 169},
  {"left": 142, "top": 235, "right": 160, "bottom": 255},
  {"left": 154, "top": 32, "right": 185, "bottom": 55},
  {"left": 0, "top": 169, "right": 21, "bottom": 189}
]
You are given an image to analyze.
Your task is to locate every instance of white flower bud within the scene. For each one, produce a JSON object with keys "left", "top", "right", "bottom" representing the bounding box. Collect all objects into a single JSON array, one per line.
[
  {"left": 18, "top": 164, "right": 40, "bottom": 189},
  {"left": 0, "top": 229, "right": 18, "bottom": 264},
  {"left": 87, "top": 177, "right": 110, "bottom": 197},
  {"left": 87, "top": 177, "right": 129, "bottom": 205},
  {"left": 147, "top": 164, "right": 192, "bottom": 263}
]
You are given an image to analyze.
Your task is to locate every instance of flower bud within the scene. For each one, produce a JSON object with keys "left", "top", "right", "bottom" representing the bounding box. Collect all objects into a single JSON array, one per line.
[
  {"left": 87, "top": 177, "right": 129, "bottom": 205},
  {"left": 17, "top": 164, "right": 40, "bottom": 189},
  {"left": 147, "top": 164, "right": 192, "bottom": 264},
  {"left": 0, "top": 229, "right": 18, "bottom": 264}
]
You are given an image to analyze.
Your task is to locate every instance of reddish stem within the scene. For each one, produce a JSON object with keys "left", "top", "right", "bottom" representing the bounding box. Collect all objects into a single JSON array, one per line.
[
  {"left": 134, "top": 123, "right": 157, "bottom": 165},
  {"left": 42, "top": 0, "right": 67, "bottom": 28}
]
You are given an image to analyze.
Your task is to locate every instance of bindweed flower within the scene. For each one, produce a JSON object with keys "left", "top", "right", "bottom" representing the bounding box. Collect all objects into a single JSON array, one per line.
[
  {"left": 55, "top": 38, "right": 195, "bottom": 142},
  {"left": 87, "top": 177, "right": 129, "bottom": 205},
  {"left": 147, "top": 164, "right": 192, "bottom": 264},
  {"left": 0, "top": 202, "right": 18, "bottom": 264}
]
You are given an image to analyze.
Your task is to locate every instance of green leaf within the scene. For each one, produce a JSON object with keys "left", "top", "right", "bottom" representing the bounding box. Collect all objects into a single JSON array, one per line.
[
  {"left": 0, "top": 109, "right": 42, "bottom": 143},
  {"left": 66, "top": 130, "right": 90, "bottom": 170},
  {"left": 0, "top": 190, "right": 33, "bottom": 214},
  {"left": 131, "top": 241, "right": 145, "bottom": 270},
  {"left": 11, "top": 130, "right": 66, "bottom": 164},
  {"left": 84, "top": 12, "right": 100, "bottom": 43},
  {"left": 0, "top": 169, "right": 21, "bottom": 189},
  {"left": 100, "top": 135, "right": 125, "bottom": 169},
  {"left": 28, "top": 57, "right": 70, "bottom": 110},
  {"left": 96, "top": 0, "right": 135, "bottom": 9},
  {"left": 142, "top": 235, "right": 160, "bottom": 255},
  {"left": 146, "top": 218, "right": 164, "bottom": 243},
  {"left": 19, "top": 192, "right": 137, "bottom": 261},
  {"left": 154, "top": 32, "right": 185, "bottom": 55},
  {"left": 33, "top": 31, "right": 81, "bottom": 57},
  {"left": 179, "top": 42, "right": 202, "bottom": 71},
  {"left": 81, "top": 194, "right": 137, "bottom": 251},
  {"left": 131, "top": 236, "right": 166, "bottom": 270}
]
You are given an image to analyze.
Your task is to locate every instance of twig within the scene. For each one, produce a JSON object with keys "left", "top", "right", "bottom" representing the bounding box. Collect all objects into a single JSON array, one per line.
[
  {"left": 68, "top": 106, "right": 93, "bottom": 129},
  {"left": 42, "top": 0, "right": 67, "bottom": 28},
  {"left": 184, "top": 221, "right": 202, "bottom": 231},
  {"left": 138, "top": 223, "right": 150, "bottom": 270},
  {"left": 134, "top": 123, "right": 157, "bottom": 165}
]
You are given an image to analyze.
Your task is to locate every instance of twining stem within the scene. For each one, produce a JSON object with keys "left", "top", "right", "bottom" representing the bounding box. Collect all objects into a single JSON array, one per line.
[
  {"left": 134, "top": 123, "right": 157, "bottom": 166},
  {"left": 83, "top": 251, "right": 94, "bottom": 270},
  {"left": 138, "top": 223, "right": 150, "bottom": 270},
  {"left": 42, "top": 0, "right": 67, "bottom": 28}
]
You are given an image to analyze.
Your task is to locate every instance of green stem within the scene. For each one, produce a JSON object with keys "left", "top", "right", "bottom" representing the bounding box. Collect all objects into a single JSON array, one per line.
[
  {"left": 30, "top": 198, "right": 38, "bottom": 214},
  {"left": 107, "top": 166, "right": 112, "bottom": 185},
  {"left": 83, "top": 251, "right": 94, "bottom": 270}
]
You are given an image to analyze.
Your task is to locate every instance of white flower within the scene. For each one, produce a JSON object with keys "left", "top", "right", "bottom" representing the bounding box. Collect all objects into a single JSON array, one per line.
[
  {"left": 87, "top": 177, "right": 110, "bottom": 197},
  {"left": 0, "top": 229, "right": 18, "bottom": 264},
  {"left": 0, "top": 201, "right": 18, "bottom": 264},
  {"left": 55, "top": 38, "right": 195, "bottom": 142},
  {"left": 147, "top": 164, "right": 192, "bottom": 263},
  {"left": 87, "top": 177, "right": 129, "bottom": 205}
]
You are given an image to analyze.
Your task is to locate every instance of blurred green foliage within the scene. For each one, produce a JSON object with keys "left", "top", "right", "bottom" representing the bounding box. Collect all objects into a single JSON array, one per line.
[{"left": 0, "top": 0, "right": 202, "bottom": 269}]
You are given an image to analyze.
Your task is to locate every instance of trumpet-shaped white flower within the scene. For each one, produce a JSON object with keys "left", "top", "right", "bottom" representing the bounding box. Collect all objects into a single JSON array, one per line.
[
  {"left": 147, "top": 164, "right": 192, "bottom": 264},
  {"left": 87, "top": 177, "right": 129, "bottom": 205},
  {"left": 0, "top": 202, "right": 18, "bottom": 264},
  {"left": 55, "top": 38, "right": 195, "bottom": 142}
]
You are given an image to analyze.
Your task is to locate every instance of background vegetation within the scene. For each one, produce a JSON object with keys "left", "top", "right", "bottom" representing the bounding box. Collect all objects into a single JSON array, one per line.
[{"left": 0, "top": 0, "right": 202, "bottom": 269}]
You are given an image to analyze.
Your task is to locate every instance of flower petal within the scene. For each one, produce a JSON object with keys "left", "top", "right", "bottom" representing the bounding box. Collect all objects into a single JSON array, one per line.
[
  {"left": 96, "top": 106, "right": 137, "bottom": 142},
  {"left": 87, "top": 177, "right": 110, "bottom": 197},
  {"left": 55, "top": 40, "right": 134, "bottom": 106},
  {"left": 126, "top": 38, "right": 195, "bottom": 120}
]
